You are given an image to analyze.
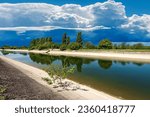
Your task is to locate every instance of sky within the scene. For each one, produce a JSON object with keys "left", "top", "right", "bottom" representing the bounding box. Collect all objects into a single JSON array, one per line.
[
  {"left": 0, "top": 0, "right": 149, "bottom": 16},
  {"left": 0, "top": 0, "right": 150, "bottom": 46}
]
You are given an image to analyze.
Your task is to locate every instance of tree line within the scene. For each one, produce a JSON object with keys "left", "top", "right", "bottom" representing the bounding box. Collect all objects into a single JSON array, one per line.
[
  {"left": 29, "top": 32, "right": 150, "bottom": 50},
  {"left": 29, "top": 32, "right": 83, "bottom": 50},
  {"left": 29, "top": 53, "right": 144, "bottom": 72},
  {"left": 0, "top": 45, "right": 28, "bottom": 50},
  {"left": 1, "top": 32, "right": 150, "bottom": 50}
]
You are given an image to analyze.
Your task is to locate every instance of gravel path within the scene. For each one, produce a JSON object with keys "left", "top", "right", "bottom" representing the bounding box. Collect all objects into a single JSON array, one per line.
[{"left": 0, "top": 58, "right": 65, "bottom": 100}]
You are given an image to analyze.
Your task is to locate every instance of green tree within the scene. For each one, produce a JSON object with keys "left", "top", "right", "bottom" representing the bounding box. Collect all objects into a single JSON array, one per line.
[
  {"left": 53, "top": 43, "right": 61, "bottom": 49},
  {"left": 62, "top": 33, "right": 67, "bottom": 44},
  {"left": 19, "top": 46, "right": 28, "bottom": 49},
  {"left": 113, "top": 44, "right": 118, "bottom": 49},
  {"left": 60, "top": 44, "right": 67, "bottom": 51},
  {"left": 66, "top": 37, "right": 70, "bottom": 45},
  {"left": 132, "top": 43, "right": 144, "bottom": 49},
  {"left": 69, "top": 42, "right": 80, "bottom": 50},
  {"left": 76, "top": 32, "right": 83, "bottom": 48},
  {"left": 120, "top": 42, "right": 127, "bottom": 49},
  {"left": 47, "top": 37, "right": 52, "bottom": 43},
  {"left": 98, "top": 39, "right": 112, "bottom": 49},
  {"left": 29, "top": 37, "right": 54, "bottom": 50},
  {"left": 85, "top": 42, "right": 96, "bottom": 49}
]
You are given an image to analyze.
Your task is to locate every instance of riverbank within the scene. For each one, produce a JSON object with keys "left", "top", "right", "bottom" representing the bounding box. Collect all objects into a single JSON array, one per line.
[
  {"left": 0, "top": 56, "right": 65, "bottom": 100},
  {"left": 0, "top": 55, "right": 118, "bottom": 100},
  {"left": 2, "top": 49, "right": 150, "bottom": 63}
]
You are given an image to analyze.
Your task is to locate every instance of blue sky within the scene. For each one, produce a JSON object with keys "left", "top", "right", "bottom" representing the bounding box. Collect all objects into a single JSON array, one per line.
[{"left": 0, "top": 0, "right": 149, "bottom": 16}]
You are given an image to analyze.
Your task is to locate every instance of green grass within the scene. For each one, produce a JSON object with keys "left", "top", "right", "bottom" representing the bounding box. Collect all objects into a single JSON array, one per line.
[{"left": 42, "top": 77, "right": 53, "bottom": 85}]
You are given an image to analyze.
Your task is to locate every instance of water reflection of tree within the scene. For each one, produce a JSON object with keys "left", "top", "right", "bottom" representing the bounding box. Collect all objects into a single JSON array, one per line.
[
  {"left": 60, "top": 56, "right": 83, "bottom": 72},
  {"left": 29, "top": 53, "right": 96, "bottom": 72},
  {"left": 1, "top": 51, "right": 14, "bottom": 55},
  {"left": 132, "top": 62, "right": 144, "bottom": 66},
  {"left": 59, "top": 56, "right": 71, "bottom": 67},
  {"left": 29, "top": 53, "right": 58, "bottom": 65},
  {"left": 114, "top": 61, "right": 144, "bottom": 67},
  {"left": 117, "top": 61, "right": 130, "bottom": 66},
  {"left": 83, "top": 58, "right": 95, "bottom": 64},
  {"left": 61, "top": 57, "right": 96, "bottom": 72},
  {"left": 98, "top": 60, "right": 112, "bottom": 69},
  {"left": 19, "top": 53, "right": 27, "bottom": 56},
  {"left": 73, "top": 58, "right": 83, "bottom": 72}
]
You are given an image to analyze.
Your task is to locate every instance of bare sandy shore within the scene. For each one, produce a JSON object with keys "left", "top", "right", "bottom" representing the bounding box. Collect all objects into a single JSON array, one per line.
[
  {"left": 0, "top": 57, "right": 65, "bottom": 100},
  {"left": 0, "top": 55, "right": 118, "bottom": 100},
  {"left": 2, "top": 49, "right": 150, "bottom": 63}
]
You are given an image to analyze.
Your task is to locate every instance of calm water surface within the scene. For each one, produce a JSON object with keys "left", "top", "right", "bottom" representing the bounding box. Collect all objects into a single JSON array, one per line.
[{"left": 1, "top": 51, "right": 150, "bottom": 100}]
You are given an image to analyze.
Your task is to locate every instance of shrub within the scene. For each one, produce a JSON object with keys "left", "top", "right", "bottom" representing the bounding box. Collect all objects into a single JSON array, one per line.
[
  {"left": 54, "top": 43, "right": 60, "bottom": 49},
  {"left": 38, "top": 45, "right": 47, "bottom": 50},
  {"left": 113, "top": 44, "right": 118, "bottom": 49},
  {"left": 60, "top": 44, "right": 67, "bottom": 51},
  {"left": 42, "top": 77, "right": 53, "bottom": 85},
  {"left": 45, "top": 64, "right": 75, "bottom": 88},
  {"left": 132, "top": 43, "right": 144, "bottom": 49},
  {"left": 85, "top": 42, "right": 96, "bottom": 49},
  {"left": 19, "top": 46, "right": 28, "bottom": 49},
  {"left": 98, "top": 39, "right": 112, "bottom": 49},
  {"left": 69, "top": 42, "right": 80, "bottom": 50}
]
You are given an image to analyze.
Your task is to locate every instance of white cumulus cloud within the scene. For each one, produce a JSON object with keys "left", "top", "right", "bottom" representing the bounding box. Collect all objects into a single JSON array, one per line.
[
  {"left": 121, "top": 14, "right": 150, "bottom": 37},
  {"left": 0, "top": 0, "right": 149, "bottom": 39},
  {"left": 0, "top": 0, "right": 127, "bottom": 28}
]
